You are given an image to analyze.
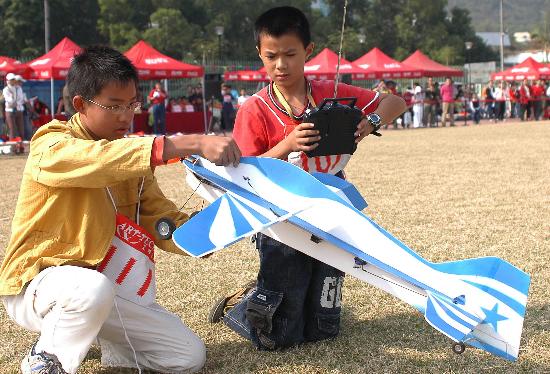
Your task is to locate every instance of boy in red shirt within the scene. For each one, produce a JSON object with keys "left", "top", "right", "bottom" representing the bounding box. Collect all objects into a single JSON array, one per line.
[{"left": 209, "top": 6, "right": 406, "bottom": 350}]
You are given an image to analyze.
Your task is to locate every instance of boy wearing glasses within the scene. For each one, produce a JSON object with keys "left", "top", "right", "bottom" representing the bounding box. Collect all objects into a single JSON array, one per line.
[{"left": 0, "top": 46, "right": 240, "bottom": 373}]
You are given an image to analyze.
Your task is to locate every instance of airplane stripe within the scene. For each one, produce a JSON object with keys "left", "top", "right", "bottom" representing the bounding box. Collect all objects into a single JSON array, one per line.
[
  {"left": 435, "top": 295, "right": 482, "bottom": 326},
  {"left": 429, "top": 295, "right": 476, "bottom": 333},
  {"left": 459, "top": 275, "right": 528, "bottom": 304},
  {"left": 425, "top": 296, "right": 469, "bottom": 341},
  {"left": 430, "top": 295, "right": 477, "bottom": 330},
  {"left": 434, "top": 257, "right": 530, "bottom": 296},
  {"left": 463, "top": 280, "right": 526, "bottom": 317}
]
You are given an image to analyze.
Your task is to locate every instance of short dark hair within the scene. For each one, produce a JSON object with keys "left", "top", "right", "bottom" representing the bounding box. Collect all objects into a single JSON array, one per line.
[
  {"left": 255, "top": 6, "right": 311, "bottom": 49},
  {"left": 67, "top": 45, "right": 138, "bottom": 100}
]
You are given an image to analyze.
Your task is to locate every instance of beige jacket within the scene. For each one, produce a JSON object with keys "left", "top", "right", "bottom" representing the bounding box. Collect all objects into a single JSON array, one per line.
[{"left": 0, "top": 114, "right": 188, "bottom": 295}]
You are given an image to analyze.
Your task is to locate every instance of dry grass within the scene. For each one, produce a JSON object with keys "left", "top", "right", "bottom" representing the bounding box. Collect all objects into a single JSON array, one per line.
[{"left": 1, "top": 121, "right": 549, "bottom": 373}]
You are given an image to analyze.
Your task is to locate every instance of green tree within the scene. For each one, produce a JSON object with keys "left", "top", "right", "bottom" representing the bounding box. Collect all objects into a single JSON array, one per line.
[
  {"left": 97, "top": 0, "right": 154, "bottom": 51},
  {"left": 143, "top": 8, "right": 200, "bottom": 60},
  {"left": 0, "top": 0, "right": 101, "bottom": 58}
]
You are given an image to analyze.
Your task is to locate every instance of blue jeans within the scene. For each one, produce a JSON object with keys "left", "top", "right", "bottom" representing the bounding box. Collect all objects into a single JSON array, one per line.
[
  {"left": 223, "top": 233, "right": 344, "bottom": 350},
  {"left": 152, "top": 104, "right": 166, "bottom": 134}
]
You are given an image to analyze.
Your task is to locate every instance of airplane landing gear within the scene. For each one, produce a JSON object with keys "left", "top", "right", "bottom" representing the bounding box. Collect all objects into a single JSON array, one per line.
[
  {"left": 452, "top": 342, "right": 466, "bottom": 355},
  {"left": 156, "top": 218, "right": 176, "bottom": 240}
]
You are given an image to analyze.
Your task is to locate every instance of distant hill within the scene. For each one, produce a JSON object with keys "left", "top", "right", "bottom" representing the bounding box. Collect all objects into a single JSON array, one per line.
[{"left": 447, "top": 0, "right": 549, "bottom": 33}]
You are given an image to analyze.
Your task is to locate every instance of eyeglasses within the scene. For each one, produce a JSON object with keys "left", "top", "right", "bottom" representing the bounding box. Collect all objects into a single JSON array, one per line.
[{"left": 84, "top": 98, "right": 141, "bottom": 115}]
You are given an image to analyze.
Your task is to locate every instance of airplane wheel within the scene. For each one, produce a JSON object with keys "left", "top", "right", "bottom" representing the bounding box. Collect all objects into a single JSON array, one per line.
[
  {"left": 452, "top": 342, "right": 466, "bottom": 355},
  {"left": 156, "top": 218, "right": 176, "bottom": 240}
]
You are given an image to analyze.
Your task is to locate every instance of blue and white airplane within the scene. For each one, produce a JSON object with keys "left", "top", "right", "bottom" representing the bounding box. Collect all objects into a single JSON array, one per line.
[{"left": 169, "top": 156, "right": 530, "bottom": 361}]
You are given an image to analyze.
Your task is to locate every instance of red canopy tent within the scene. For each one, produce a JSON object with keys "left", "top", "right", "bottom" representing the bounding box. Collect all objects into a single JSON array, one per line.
[
  {"left": 304, "top": 48, "right": 365, "bottom": 80},
  {"left": 124, "top": 40, "right": 207, "bottom": 133},
  {"left": 25, "top": 37, "right": 82, "bottom": 116},
  {"left": 491, "top": 57, "right": 550, "bottom": 81},
  {"left": 223, "top": 67, "right": 268, "bottom": 82},
  {"left": 352, "top": 47, "right": 422, "bottom": 79},
  {"left": 0, "top": 57, "right": 30, "bottom": 78},
  {"left": 124, "top": 40, "right": 203, "bottom": 79},
  {"left": 26, "top": 37, "right": 81, "bottom": 80},
  {"left": 402, "top": 50, "right": 463, "bottom": 77}
]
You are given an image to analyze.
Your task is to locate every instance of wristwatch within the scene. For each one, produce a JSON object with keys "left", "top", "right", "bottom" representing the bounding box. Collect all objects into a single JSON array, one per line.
[{"left": 366, "top": 113, "right": 382, "bottom": 137}]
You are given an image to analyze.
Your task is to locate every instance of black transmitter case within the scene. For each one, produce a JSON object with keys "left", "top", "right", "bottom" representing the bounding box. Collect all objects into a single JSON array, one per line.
[{"left": 303, "top": 97, "right": 363, "bottom": 157}]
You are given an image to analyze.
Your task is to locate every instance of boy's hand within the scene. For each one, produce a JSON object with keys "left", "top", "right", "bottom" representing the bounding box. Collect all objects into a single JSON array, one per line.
[
  {"left": 287, "top": 123, "right": 321, "bottom": 152},
  {"left": 199, "top": 136, "right": 241, "bottom": 167},
  {"left": 355, "top": 118, "right": 375, "bottom": 143}
]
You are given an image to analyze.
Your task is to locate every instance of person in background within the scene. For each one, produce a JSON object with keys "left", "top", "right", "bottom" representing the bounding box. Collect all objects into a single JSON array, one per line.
[
  {"left": 3, "top": 73, "right": 25, "bottom": 140},
  {"left": 0, "top": 82, "right": 6, "bottom": 137},
  {"left": 148, "top": 82, "right": 167, "bottom": 134},
  {"left": 186, "top": 85, "right": 194, "bottom": 101},
  {"left": 412, "top": 83, "right": 424, "bottom": 128},
  {"left": 181, "top": 97, "right": 194, "bottom": 112},
  {"left": 423, "top": 77, "right": 438, "bottom": 127},
  {"left": 188, "top": 86, "right": 203, "bottom": 112},
  {"left": 237, "top": 88, "right": 250, "bottom": 108},
  {"left": 469, "top": 93, "right": 481, "bottom": 124},
  {"left": 220, "top": 83, "right": 236, "bottom": 131},
  {"left": 173, "top": 97, "right": 184, "bottom": 113},
  {"left": 401, "top": 86, "right": 413, "bottom": 129},
  {"left": 482, "top": 80, "right": 495, "bottom": 121},
  {"left": 518, "top": 79, "right": 531, "bottom": 121},
  {"left": 494, "top": 81, "right": 506, "bottom": 122},
  {"left": 508, "top": 82, "right": 519, "bottom": 119},
  {"left": 14, "top": 75, "right": 34, "bottom": 141},
  {"left": 439, "top": 77, "right": 456, "bottom": 127},
  {"left": 531, "top": 80, "right": 545, "bottom": 121}
]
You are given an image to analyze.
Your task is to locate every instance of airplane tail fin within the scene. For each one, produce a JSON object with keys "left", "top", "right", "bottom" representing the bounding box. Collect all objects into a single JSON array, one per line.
[
  {"left": 432, "top": 256, "right": 530, "bottom": 330},
  {"left": 430, "top": 257, "right": 530, "bottom": 361}
]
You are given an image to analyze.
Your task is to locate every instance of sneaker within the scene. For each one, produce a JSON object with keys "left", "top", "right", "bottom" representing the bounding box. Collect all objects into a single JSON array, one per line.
[
  {"left": 21, "top": 342, "right": 68, "bottom": 374},
  {"left": 208, "top": 280, "right": 256, "bottom": 324}
]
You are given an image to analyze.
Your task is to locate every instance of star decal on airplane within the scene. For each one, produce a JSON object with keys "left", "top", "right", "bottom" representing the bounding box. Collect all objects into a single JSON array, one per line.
[{"left": 481, "top": 304, "right": 508, "bottom": 331}]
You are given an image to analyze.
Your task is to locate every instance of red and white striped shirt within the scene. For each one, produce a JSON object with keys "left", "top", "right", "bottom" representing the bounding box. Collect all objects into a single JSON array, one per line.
[{"left": 233, "top": 80, "right": 380, "bottom": 175}]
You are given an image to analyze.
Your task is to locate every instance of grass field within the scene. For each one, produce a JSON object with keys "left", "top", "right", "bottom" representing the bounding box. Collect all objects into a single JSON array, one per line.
[{"left": 1, "top": 121, "right": 549, "bottom": 373}]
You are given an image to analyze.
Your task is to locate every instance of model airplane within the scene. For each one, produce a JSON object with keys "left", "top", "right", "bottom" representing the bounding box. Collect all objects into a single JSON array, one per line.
[{"left": 164, "top": 156, "right": 530, "bottom": 361}]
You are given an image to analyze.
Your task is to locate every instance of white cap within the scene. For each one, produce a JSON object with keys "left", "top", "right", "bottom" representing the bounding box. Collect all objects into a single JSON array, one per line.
[
  {"left": 6, "top": 73, "right": 16, "bottom": 81},
  {"left": 15, "top": 75, "right": 26, "bottom": 82},
  {"left": 414, "top": 85, "right": 422, "bottom": 94}
]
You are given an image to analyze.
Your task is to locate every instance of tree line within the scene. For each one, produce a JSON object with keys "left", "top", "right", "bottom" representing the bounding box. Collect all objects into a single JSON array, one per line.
[{"left": 0, "top": 0, "right": 497, "bottom": 65}]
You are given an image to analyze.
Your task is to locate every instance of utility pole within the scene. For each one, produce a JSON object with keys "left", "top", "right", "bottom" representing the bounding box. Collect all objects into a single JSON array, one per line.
[
  {"left": 44, "top": 0, "right": 50, "bottom": 52},
  {"left": 499, "top": 0, "right": 504, "bottom": 71}
]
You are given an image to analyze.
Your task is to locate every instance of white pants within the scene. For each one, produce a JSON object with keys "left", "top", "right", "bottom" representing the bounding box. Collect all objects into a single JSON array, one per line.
[
  {"left": 2, "top": 266, "right": 205, "bottom": 373},
  {"left": 413, "top": 105, "right": 423, "bottom": 128}
]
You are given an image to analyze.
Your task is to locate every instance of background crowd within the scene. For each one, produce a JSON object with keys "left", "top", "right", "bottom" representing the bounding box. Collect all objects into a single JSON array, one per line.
[
  {"left": 2, "top": 74, "right": 549, "bottom": 144},
  {"left": 371, "top": 77, "right": 550, "bottom": 129}
]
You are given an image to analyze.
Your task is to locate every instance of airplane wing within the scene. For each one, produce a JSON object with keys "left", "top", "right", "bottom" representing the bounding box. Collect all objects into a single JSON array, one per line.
[{"left": 172, "top": 192, "right": 307, "bottom": 257}]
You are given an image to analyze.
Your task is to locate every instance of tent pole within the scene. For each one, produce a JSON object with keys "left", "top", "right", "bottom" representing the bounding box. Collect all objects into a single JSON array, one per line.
[
  {"left": 163, "top": 79, "right": 168, "bottom": 106},
  {"left": 50, "top": 77, "right": 54, "bottom": 120},
  {"left": 202, "top": 76, "right": 208, "bottom": 134}
]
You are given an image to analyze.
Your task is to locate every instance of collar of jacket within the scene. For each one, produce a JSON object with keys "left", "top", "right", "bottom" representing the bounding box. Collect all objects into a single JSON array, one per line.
[{"left": 67, "top": 113, "right": 100, "bottom": 141}]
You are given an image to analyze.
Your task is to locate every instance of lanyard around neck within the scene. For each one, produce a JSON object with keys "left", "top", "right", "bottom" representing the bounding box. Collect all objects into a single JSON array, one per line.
[{"left": 272, "top": 81, "right": 316, "bottom": 120}]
